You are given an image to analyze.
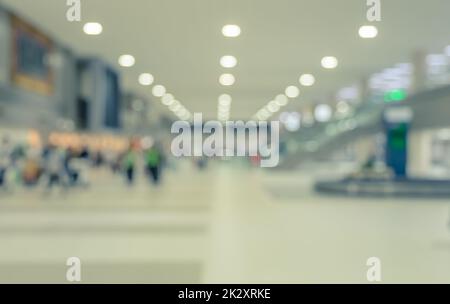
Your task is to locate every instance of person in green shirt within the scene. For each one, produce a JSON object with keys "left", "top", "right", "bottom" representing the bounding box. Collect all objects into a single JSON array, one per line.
[
  {"left": 145, "top": 145, "right": 162, "bottom": 185},
  {"left": 123, "top": 147, "right": 136, "bottom": 185}
]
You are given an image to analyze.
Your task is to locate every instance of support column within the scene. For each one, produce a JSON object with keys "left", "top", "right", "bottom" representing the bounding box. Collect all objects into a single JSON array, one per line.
[
  {"left": 408, "top": 130, "right": 433, "bottom": 178},
  {"left": 411, "top": 50, "right": 428, "bottom": 94}
]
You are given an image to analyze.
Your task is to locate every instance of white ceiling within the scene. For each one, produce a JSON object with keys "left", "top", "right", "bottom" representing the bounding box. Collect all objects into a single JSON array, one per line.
[{"left": 2, "top": 0, "right": 450, "bottom": 119}]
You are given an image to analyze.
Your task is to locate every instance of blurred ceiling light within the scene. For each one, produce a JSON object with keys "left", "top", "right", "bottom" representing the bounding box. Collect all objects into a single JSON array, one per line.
[
  {"left": 258, "top": 108, "right": 271, "bottom": 120},
  {"left": 445, "top": 46, "right": 450, "bottom": 57},
  {"left": 169, "top": 102, "right": 181, "bottom": 112},
  {"left": 299, "top": 74, "right": 315, "bottom": 87},
  {"left": 218, "top": 104, "right": 230, "bottom": 112},
  {"left": 218, "top": 114, "right": 229, "bottom": 120},
  {"left": 336, "top": 100, "right": 350, "bottom": 115},
  {"left": 220, "top": 55, "right": 237, "bottom": 68},
  {"left": 321, "top": 56, "right": 338, "bottom": 69},
  {"left": 161, "top": 93, "right": 175, "bottom": 105},
  {"left": 138, "top": 73, "right": 154, "bottom": 86},
  {"left": 275, "top": 94, "right": 289, "bottom": 106},
  {"left": 118, "top": 54, "right": 135, "bottom": 67},
  {"left": 83, "top": 22, "right": 103, "bottom": 35},
  {"left": 176, "top": 108, "right": 188, "bottom": 117},
  {"left": 314, "top": 104, "right": 333, "bottom": 122},
  {"left": 218, "top": 94, "right": 232, "bottom": 106},
  {"left": 222, "top": 24, "right": 241, "bottom": 38},
  {"left": 166, "top": 98, "right": 178, "bottom": 107},
  {"left": 257, "top": 114, "right": 268, "bottom": 121},
  {"left": 358, "top": 25, "right": 378, "bottom": 38},
  {"left": 219, "top": 113, "right": 229, "bottom": 121},
  {"left": 285, "top": 86, "right": 300, "bottom": 98},
  {"left": 219, "top": 73, "right": 235, "bottom": 86},
  {"left": 152, "top": 85, "right": 166, "bottom": 97},
  {"left": 267, "top": 101, "right": 280, "bottom": 113},
  {"left": 284, "top": 112, "right": 301, "bottom": 132}
]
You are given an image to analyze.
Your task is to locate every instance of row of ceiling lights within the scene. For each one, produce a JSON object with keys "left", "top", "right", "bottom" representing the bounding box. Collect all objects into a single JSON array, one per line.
[
  {"left": 125, "top": 57, "right": 192, "bottom": 121},
  {"left": 82, "top": 21, "right": 192, "bottom": 121},
  {"left": 217, "top": 25, "right": 241, "bottom": 121},
  {"left": 252, "top": 56, "right": 338, "bottom": 121},
  {"left": 253, "top": 24, "right": 378, "bottom": 121},
  {"left": 81, "top": 21, "right": 377, "bottom": 123}
]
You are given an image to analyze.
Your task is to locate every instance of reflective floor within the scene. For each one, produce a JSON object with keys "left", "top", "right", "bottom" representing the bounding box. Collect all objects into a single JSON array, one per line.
[{"left": 1, "top": 163, "right": 450, "bottom": 283}]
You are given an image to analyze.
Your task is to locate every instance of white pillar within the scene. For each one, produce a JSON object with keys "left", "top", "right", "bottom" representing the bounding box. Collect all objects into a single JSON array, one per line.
[
  {"left": 411, "top": 50, "right": 428, "bottom": 94},
  {"left": 408, "top": 130, "right": 433, "bottom": 178},
  {"left": 354, "top": 136, "right": 376, "bottom": 164}
]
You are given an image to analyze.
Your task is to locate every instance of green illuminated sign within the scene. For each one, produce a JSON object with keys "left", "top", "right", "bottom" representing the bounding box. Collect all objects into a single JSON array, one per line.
[{"left": 384, "top": 89, "right": 407, "bottom": 103}]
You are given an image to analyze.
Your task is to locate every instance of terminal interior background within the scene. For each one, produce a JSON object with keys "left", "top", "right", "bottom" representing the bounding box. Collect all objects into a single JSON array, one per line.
[{"left": 0, "top": 0, "right": 450, "bottom": 283}]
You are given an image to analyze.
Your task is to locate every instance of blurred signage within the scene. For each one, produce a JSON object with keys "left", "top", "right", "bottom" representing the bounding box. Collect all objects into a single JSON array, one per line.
[
  {"left": 48, "top": 132, "right": 128, "bottom": 152},
  {"left": 10, "top": 15, "right": 54, "bottom": 95},
  {"left": 384, "top": 106, "right": 413, "bottom": 123}
]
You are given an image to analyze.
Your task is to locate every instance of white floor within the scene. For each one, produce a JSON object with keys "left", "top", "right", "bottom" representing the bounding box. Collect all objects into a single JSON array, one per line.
[{"left": 0, "top": 162, "right": 450, "bottom": 283}]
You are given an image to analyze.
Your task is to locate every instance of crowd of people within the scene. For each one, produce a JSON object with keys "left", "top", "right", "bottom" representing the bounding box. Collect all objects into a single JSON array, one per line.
[{"left": 0, "top": 136, "right": 167, "bottom": 193}]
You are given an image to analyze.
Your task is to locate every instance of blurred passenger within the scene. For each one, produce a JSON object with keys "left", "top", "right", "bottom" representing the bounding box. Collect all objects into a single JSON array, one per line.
[
  {"left": 0, "top": 137, "right": 11, "bottom": 188},
  {"left": 92, "top": 150, "right": 105, "bottom": 167},
  {"left": 22, "top": 153, "right": 41, "bottom": 186},
  {"left": 70, "top": 150, "right": 91, "bottom": 187},
  {"left": 122, "top": 146, "right": 136, "bottom": 185},
  {"left": 79, "top": 146, "right": 90, "bottom": 159},
  {"left": 112, "top": 153, "right": 122, "bottom": 173},
  {"left": 195, "top": 157, "right": 208, "bottom": 170},
  {"left": 64, "top": 147, "right": 79, "bottom": 185},
  {"left": 145, "top": 145, "right": 163, "bottom": 185},
  {"left": 44, "top": 146, "right": 66, "bottom": 191}
]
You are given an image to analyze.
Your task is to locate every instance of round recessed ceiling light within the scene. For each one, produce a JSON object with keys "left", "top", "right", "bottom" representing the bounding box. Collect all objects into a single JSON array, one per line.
[
  {"left": 218, "top": 112, "right": 229, "bottom": 120},
  {"left": 359, "top": 25, "right": 378, "bottom": 39},
  {"left": 336, "top": 100, "right": 350, "bottom": 115},
  {"left": 275, "top": 94, "right": 289, "bottom": 106},
  {"left": 218, "top": 106, "right": 229, "bottom": 112},
  {"left": 218, "top": 94, "right": 232, "bottom": 106},
  {"left": 169, "top": 102, "right": 181, "bottom": 112},
  {"left": 176, "top": 108, "right": 188, "bottom": 116},
  {"left": 138, "top": 73, "right": 154, "bottom": 86},
  {"left": 83, "top": 22, "right": 103, "bottom": 35},
  {"left": 315, "top": 104, "right": 333, "bottom": 122},
  {"left": 222, "top": 24, "right": 241, "bottom": 38},
  {"left": 299, "top": 74, "right": 315, "bottom": 86},
  {"left": 267, "top": 101, "right": 280, "bottom": 113},
  {"left": 284, "top": 113, "right": 301, "bottom": 132},
  {"left": 162, "top": 94, "right": 175, "bottom": 105},
  {"left": 258, "top": 108, "right": 271, "bottom": 119},
  {"left": 285, "top": 86, "right": 300, "bottom": 98},
  {"left": 118, "top": 54, "right": 135, "bottom": 67},
  {"left": 321, "top": 56, "right": 338, "bottom": 69},
  {"left": 219, "top": 73, "right": 235, "bottom": 86},
  {"left": 220, "top": 55, "right": 238, "bottom": 68},
  {"left": 152, "top": 85, "right": 166, "bottom": 97}
]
